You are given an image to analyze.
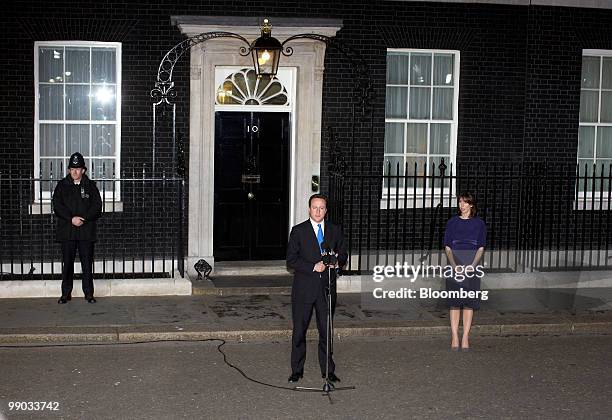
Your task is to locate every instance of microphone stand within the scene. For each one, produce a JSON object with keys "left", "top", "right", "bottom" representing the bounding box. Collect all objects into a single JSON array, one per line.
[{"left": 295, "top": 250, "right": 355, "bottom": 402}]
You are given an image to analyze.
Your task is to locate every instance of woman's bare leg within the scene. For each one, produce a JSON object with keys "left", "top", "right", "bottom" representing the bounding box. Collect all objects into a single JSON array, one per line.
[
  {"left": 450, "top": 308, "right": 460, "bottom": 348},
  {"left": 461, "top": 308, "right": 474, "bottom": 349}
]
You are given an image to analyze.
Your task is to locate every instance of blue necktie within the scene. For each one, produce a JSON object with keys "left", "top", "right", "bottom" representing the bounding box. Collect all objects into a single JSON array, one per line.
[{"left": 317, "top": 224, "right": 324, "bottom": 254}]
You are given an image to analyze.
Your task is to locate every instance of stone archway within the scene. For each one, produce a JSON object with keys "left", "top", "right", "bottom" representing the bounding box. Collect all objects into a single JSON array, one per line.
[{"left": 169, "top": 16, "right": 343, "bottom": 273}]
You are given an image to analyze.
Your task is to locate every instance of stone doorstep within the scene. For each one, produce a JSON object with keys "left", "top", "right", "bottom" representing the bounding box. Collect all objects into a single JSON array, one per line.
[
  {"left": 3, "top": 270, "right": 612, "bottom": 299},
  {"left": 0, "top": 278, "right": 192, "bottom": 298}
]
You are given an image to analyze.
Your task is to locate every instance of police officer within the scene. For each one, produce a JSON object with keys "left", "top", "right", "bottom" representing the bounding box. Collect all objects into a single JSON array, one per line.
[{"left": 53, "top": 152, "right": 102, "bottom": 304}]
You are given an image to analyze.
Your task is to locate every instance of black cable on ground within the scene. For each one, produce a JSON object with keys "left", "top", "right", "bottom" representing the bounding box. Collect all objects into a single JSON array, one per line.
[{"left": 0, "top": 338, "right": 323, "bottom": 392}]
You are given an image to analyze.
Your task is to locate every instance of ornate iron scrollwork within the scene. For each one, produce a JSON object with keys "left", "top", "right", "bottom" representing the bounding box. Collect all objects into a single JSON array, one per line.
[
  {"left": 151, "top": 28, "right": 374, "bottom": 179},
  {"left": 281, "top": 34, "right": 374, "bottom": 112},
  {"left": 176, "top": 134, "right": 186, "bottom": 177},
  {"left": 151, "top": 32, "right": 252, "bottom": 105},
  {"left": 327, "top": 126, "right": 346, "bottom": 176}
]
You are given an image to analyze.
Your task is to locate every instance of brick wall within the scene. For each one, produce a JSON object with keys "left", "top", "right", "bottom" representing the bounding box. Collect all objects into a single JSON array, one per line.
[{"left": 2, "top": 1, "right": 612, "bottom": 263}]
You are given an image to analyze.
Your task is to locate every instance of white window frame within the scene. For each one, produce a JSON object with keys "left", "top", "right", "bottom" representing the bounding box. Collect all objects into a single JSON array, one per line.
[
  {"left": 214, "top": 66, "right": 293, "bottom": 112},
  {"left": 34, "top": 41, "right": 122, "bottom": 203},
  {"left": 383, "top": 48, "right": 460, "bottom": 208},
  {"left": 576, "top": 49, "right": 612, "bottom": 209}
]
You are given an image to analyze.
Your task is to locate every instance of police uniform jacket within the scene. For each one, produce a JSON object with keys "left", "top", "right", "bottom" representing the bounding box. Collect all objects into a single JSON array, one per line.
[{"left": 52, "top": 174, "right": 102, "bottom": 242}]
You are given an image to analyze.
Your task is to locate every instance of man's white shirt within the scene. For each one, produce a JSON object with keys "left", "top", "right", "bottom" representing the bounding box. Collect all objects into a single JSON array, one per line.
[{"left": 310, "top": 218, "right": 324, "bottom": 237}]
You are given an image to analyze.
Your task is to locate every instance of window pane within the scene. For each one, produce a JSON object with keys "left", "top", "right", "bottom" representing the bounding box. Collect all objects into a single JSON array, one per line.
[
  {"left": 405, "top": 157, "right": 426, "bottom": 189},
  {"left": 595, "top": 159, "right": 612, "bottom": 175},
  {"left": 39, "top": 85, "right": 63, "bottom": 120},
  {"left": 66, "top": 85, "right": 90, "bottom": 120},
  {"left": 430, "top": 123, "right": 451, "bottom": 154},
  {"left": 39, "top": 47, "right": 63, "bottom": 83},
  {"left": 385, "top": 87, "right": 407, "bottom": 118},
  {"left": 594, "top": 159, "right": 612, "bottom": 192},
  {"left": 597, "top": 126, "right": 612, "bottom": 158},
  {"left": 384, "top": 123, "right": 404, "bottom": 154},
  {"left": 602, "top": 57, "right": 612, "bottom": 89},
  {"left": 383, "top": 156, "right": 404, "bottom": 189},
  {"left": 579, "top": 90, "right": 599, "bottom": 122},
  {"left": 66, "top": 124, "right": 90, "bottom": 155},
  {"left": 40, "top": 124, "right": 63, "bottom": 157},
  {"left": 409, "top": 87, "right": 430, "bottom": 119},
  {"left": 432, "top": 88, "right": 453, "bottom": 120},
  {"left": 90, "top": 159, "right": 116, "bottom": 192},
  {"left": 386, "top": 54, "right": 409, "bottom": 85},
  {"left": 578, "top": 126, "right": 595, "bottom": 158},
  {"left": 91, "top": 85, "right": 116, "bottom": 121},
  {"left": 577, "top": 158, "right": 594, "bottom": 178},
  {"left": 40, "top": 158, "right": 64, "bottom": 180},
  {"left": 433, "top": 54, "right": 454, "bottom": 86},
  {"left": 93, "top": 124, "right": 115, "bottom": 156},
  {"left": 406, "top": 123, "right": 427, "bottom": 154},
  {"left": 92, "top": 48, "right": 116, "bottom": 83},
  {"left": 410, "top": 53, "right": 431, "bottom": 85},
  {"left": 581, "top": 56, "right": 600, "bottom": 89},
  {"left": 601, "top": 91, "right": 612, "bottom": 123},
  {"left": 65, "top": 47, "right": 90, "bottom": 83},
  {"left": 383, "top": 156, "right": 404, "bottom": 176}
]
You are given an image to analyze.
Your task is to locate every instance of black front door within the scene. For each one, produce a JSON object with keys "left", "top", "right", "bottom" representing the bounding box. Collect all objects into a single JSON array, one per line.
[{"left": 214, "top": 111, "right": 290, "bottom": 261}]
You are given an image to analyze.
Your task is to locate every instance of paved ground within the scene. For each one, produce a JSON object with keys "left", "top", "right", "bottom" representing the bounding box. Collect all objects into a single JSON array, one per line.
[
  {"left": 0, "top": 335, "right": 611, "bottom": 419},
  {"left": 1, "top": 289, "right": 612, "bottom": 344}
]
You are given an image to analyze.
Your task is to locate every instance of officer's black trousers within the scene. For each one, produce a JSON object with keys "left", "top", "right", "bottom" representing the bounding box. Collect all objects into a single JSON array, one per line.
[
  {"left": 290, "top": 288, "right": 337, "bottom": 376},
  {"left": 61, "top": 240, "right": 94, "bottom": 297}
]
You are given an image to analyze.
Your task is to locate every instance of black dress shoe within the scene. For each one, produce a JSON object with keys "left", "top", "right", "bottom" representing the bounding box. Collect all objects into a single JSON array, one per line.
[
  {"left": 85, "top": 295, "right": 96, "bottom": 303},
  {"left": 323, "top": 372, "right": 341, "bottom": 382},
  {"left": 288, "top": 372, "right": 303, "bottom": 383},
  {"left": 58, "top": 296, "right": 69, "bottom": 304}
]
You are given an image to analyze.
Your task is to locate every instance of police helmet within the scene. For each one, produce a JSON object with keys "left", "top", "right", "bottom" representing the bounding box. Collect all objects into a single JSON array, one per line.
[{"left": 68, "top": 152, "right": 87, "bottom": 170}]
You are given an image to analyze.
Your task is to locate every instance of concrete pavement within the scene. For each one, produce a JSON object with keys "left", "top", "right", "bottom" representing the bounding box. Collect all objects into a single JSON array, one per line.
[{"left": 1, "top": 287, "right": 611, "bottom": 345}]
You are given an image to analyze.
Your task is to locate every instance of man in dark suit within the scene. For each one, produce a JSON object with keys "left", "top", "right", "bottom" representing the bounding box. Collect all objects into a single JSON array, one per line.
[{"left": 286, "top": 194, "right": 347, "bottom": 383}]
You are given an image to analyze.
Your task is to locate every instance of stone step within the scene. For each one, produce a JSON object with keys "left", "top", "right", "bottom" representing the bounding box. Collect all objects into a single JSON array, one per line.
[
  {"left": 191, "top": 275, "right": 292, "bottom": 296},
  {"left": 212, "top": 260, "right": 291, "bottom": 277}
]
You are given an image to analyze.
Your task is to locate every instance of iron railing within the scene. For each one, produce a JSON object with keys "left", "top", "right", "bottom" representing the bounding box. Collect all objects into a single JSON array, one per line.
[
  {"left": 328, "top": 161, "right": 612, "bottom": 274},
  {"left": 0, "top": 167, "right": 185, "bottom": 280}
]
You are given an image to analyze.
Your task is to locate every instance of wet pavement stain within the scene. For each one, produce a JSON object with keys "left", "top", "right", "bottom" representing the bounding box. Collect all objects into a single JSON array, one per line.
[
  {"left": 213, "top": 311, "right": 242, "bottom": 318},
  {"left": 247, "top": 295, "right": 272, "bottom": 303},
  {"left": 245, "top": 312, "right": 285, "bottom": 320},
  {"left": 336, "top": 310, "right": 356, "bottom": 319}
]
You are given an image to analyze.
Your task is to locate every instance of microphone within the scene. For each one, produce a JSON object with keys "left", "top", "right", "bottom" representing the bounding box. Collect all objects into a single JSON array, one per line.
[
  {"left": 321, "top": 241, "right": 329, "bottom": 254},
  {"left": 321, "top": 242, "right": 337, "bottom": 267}
]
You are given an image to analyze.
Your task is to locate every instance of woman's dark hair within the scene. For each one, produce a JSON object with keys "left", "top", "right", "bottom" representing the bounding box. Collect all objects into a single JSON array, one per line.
[
  {"left": 457, "top": 191, "right": 477, "bottom": 218},
  {"left": 309, "top": 193, "right": 328, "bottom": 207}
]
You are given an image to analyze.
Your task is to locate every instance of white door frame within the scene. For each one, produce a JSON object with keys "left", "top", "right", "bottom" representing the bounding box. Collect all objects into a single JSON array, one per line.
[
  {"left": 213, "top": 66, "right": 295, "bottom": 262},
  {"left": 213, "top": 66, "right": 296, "bottom": 239},
  {"left": 173, "top": 17, "right": 342, "bottom": 274}
]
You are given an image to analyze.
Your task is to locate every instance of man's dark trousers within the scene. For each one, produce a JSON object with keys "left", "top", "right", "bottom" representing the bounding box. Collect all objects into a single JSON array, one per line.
[
  {"left": 61, "top": 240, "right": 94, "bottom": 297},
  {"left": 291, "top": 279, "right": 337, "bottom": 376}
]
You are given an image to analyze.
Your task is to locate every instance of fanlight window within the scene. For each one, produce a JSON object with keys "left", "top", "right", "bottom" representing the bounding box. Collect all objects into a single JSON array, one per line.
[{"left": 216, "top": 68, "right": 289, "bottom": 105}]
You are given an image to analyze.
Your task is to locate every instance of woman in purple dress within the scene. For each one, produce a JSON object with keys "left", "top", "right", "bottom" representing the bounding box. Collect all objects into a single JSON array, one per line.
[{"left": 443, "top": 192, "right": 486, "bottom": 351}]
